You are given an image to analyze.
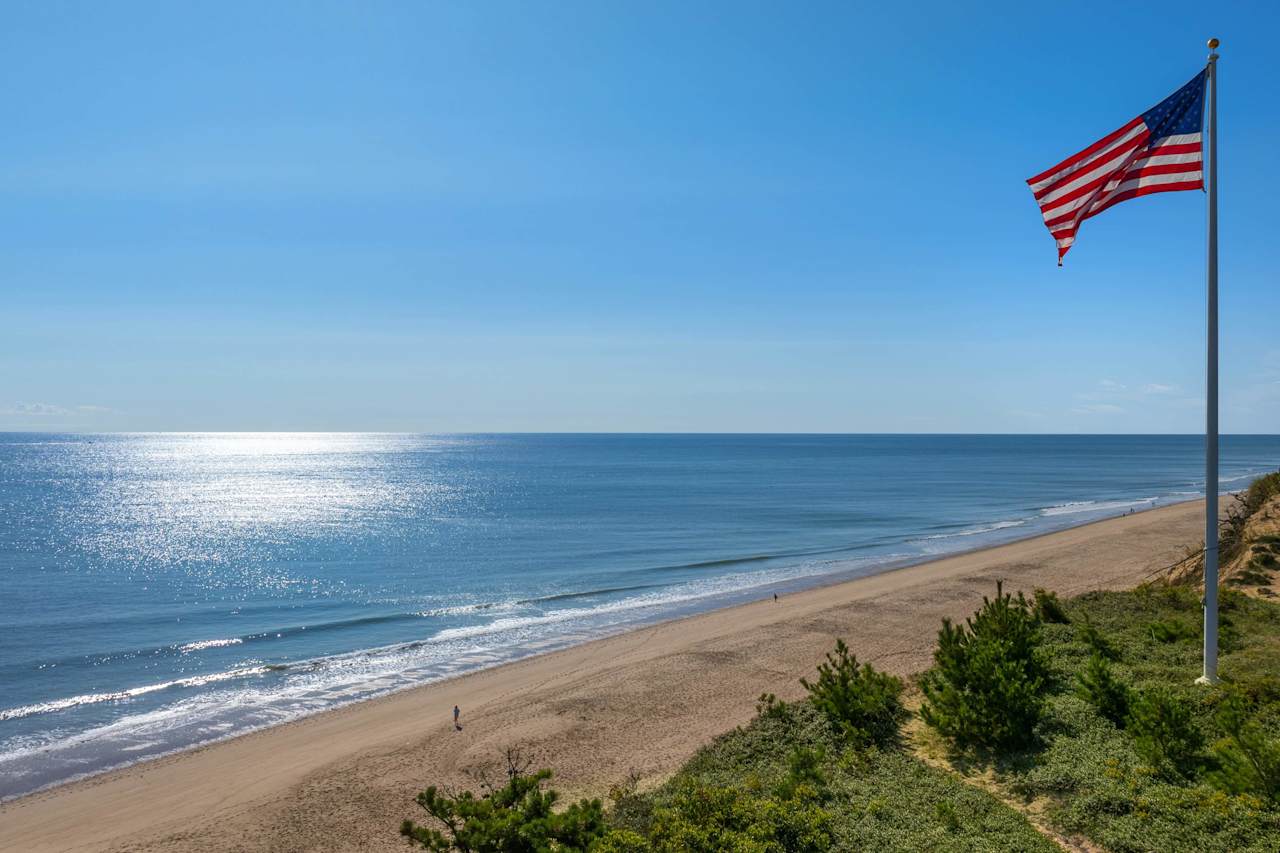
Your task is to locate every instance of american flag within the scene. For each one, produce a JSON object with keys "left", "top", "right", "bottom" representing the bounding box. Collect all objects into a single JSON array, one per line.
[{"left": 1027, "top": 70, "right": 1207, "bottom": 264}]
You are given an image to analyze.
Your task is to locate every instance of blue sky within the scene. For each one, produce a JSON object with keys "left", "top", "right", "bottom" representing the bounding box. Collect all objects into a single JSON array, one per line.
[{"left": 2, "top": 1, "right": 1278, "bottom": 433}]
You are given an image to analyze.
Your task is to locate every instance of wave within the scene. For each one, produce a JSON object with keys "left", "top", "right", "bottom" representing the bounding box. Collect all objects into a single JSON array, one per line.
[
  {"left": 13, "top": 487, "right": 1219, "bottom": 722},
  {"left": 919, "top": 519, "right": 1027, "bottom": 540},
  {"left": 517, "top": 584, "right": 665, "bottom": 606},
  {"left": 632, "top": 539, "right": 905, "bottom": 577},
  {"left": 0, "top": 556, "right": 887, "bottom": 730},
  {"left": 0, "top": 666, "right": 271, "bottom": 722},
  {"left": 10, "top": 482, "right": 1235, "bottom": 730},
  {"left": 1221, "top": 470, "right": 1269, "bottom": 484},
  {"left": 1039, "top": 496, "right": 1157, "bottom": 517}
]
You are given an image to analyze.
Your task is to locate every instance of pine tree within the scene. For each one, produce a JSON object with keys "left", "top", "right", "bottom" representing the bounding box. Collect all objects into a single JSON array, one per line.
[
  {"left": 1209, "top": 693, "right": 1280, "bottom": 802},
  {"left": 400, "top": 750, "right": 607, "bottom": 851},
  {"left": 920, "top": 581, "right": 1047, "bottom": 749},
  {"left": 1075, "top": 652, "right": 1130, "bottom": 726},
  {"left": 1127, "top": 687, "right": 1204, "bottom": 779},
  {"left": 800, "top": 639, "right": 906, "bottom": 747}
]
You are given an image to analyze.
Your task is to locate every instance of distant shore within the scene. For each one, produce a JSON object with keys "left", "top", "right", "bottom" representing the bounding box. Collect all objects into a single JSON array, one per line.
[{"left": 0, "top": 497, "right": 1218, "bottom": 852}]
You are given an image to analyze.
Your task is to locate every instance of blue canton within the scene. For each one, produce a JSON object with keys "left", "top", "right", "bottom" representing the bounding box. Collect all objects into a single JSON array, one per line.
[{"left": 1140, "top": 69, "right": 1207, "bottom": 139}]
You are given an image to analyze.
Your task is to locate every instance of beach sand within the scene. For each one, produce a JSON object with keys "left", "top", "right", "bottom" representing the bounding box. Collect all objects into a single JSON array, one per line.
[{"left": 0, "top": 499, "right": 1215, "bottom": 852}]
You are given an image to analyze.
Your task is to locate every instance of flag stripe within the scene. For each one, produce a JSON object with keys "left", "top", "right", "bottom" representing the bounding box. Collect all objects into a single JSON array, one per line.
[
  {"left": 1031, "top": 123, "right": 1150, "bottom": 199},
  {"left": 1038, "top": 145, "right": 1149, "bottom": 217},
  {"left": 1034, "top": 135, "right": 1149, "bottom": 206},
  {"left": 1027, "top": 117, "right": 1144, "bottom": 188},
  {"left": 1046, "top": 158, "right": 1202, "bottom": 233},
  {"left": 1043, "top": 152, "right": 1202, "bottom": 226}
]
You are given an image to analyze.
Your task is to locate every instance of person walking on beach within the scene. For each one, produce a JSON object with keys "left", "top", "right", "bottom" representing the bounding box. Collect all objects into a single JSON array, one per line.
[{"left": 453, "top": 704, "right": 461, "bottom": 731}]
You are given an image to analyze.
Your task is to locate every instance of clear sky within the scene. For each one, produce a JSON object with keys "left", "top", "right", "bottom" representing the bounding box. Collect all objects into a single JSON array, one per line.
[{"left": 3, "top": 1, "right": 1278, "bottom": 433}]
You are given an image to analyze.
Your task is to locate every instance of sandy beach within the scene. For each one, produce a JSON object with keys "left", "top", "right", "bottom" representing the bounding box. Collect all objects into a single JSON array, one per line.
[{"left": 0, "top": 498, "right": 1215, "bottom": 853}]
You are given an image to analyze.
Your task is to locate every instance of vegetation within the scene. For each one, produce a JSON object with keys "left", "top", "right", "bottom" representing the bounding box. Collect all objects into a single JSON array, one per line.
[
  {"left": 1076, "top": 652, "right": 1131, "bottom": 725},
  {"left": 1005, "top": 586, "right": 1280, "bottom": 851},
  {"left": 799, "top": 638, "right": 906, "bottom": 748},
  {"left": 596, "top": 780, "right": 832, "bottom": 852},
  {"left": 920, "top": 581, "right": 1048, "bottom": 749},
  {"left": 401, "top": 586, "right": 1280, "bottom": 853},
  {"left": 401, "top": 749, "right": 608, "bottom": 851},
  {"left": 1242, "top": 471, "right": 1280, "bottom": 515},
  {"left": 1033, "top": 587, "right": 1070, "bottom": 624},
  {"left": 1077, "top": 616, "right": 1119, "bottom": 660},
  {"left": 605, "top": 698, "right": 1055, "bottom": 851},
  {"left": 1126, "top": 686, "right": 1205, "bottom": 779},
  {"left": 1210, "top": 693, "right": 1280, "bottom": 804}
]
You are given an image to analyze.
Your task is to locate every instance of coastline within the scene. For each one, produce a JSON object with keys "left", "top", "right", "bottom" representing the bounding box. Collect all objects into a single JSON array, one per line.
[{"left": 0, "top": 497, "right": 1220, "bottom": 852}]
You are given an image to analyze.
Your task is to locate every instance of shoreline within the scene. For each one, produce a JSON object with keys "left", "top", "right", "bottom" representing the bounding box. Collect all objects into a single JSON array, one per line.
[
  {"left": 0, "top": 495, "right": 1196, "bottom": 804},
  {"left": 0, "top": 497, "right": 1220, "bottom": 852}
]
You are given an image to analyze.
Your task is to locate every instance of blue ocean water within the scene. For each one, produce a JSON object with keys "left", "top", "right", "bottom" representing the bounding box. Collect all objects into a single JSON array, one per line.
[{"left": 2, "top": 432, "right": 1278, "bottom": 799}]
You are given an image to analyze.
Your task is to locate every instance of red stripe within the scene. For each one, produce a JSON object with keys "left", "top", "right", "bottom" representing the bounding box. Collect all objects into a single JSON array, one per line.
[
  {"left": 1119, "top": 161, "right": 1202, "bottom": 182},
  {"left": 1047, "top": 166, "right": 1201, "bottom": 231},
  {"left": 1032, "top": 129, "right": 1149, "bottom": 200},
  {"left": 1026, "top": 117, "right": 1144, "bottom": 185},
  {"left": 1039, "top": 156, "right": 1199, "bottom": 228},
  {"left": 1050, "top": 184, "right": 1195, "bottom": 259},
  {"left": 1142, "top": 141, "right": 1201, "bottom": 157},
  {"left": 1045, "top": 208, "right": 1084, "bottom": 229},
  {"left": 1082, "top": 179, "right": 1203, "bottom": 220},
  {"left": 1037, "top": 154, "right": 1142, "bottom": 219}
]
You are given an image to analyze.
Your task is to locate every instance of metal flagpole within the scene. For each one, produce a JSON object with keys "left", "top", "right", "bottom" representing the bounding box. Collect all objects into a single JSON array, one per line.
[{"left": 1197, "top": 38, "right": 1220, "bottom": 686}]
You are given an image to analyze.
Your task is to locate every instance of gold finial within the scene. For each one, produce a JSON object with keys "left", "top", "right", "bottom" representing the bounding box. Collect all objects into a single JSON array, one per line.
[{"left": 1208, "top": 38, "right": 1220, "bottom": 50}]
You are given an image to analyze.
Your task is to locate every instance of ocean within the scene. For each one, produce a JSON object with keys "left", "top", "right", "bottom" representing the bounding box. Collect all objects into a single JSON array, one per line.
[{"left": 2, "top": 432, "right": 1278, "bottom": 799}]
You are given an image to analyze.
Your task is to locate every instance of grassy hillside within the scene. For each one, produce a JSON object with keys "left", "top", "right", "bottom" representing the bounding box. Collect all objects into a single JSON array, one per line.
[
  {"left": 930, "top": 585, "right": 1280, "bottom": 852},
  {"left": 607, "top": 698, "right": 1057, "bottom": 851},
  {"left": 602, "top": 585, "right": 1280, "bottom": 852}
]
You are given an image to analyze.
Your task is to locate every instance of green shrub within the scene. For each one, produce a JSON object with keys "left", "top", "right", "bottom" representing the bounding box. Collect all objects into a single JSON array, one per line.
[
  {"left": 1231, "top": 569, "right": 1273, "bottom": 587},
  {"left": 1208, "top": 693, "right": 1280, "bottom": 803},
  {"left": 1075, "top": 617, "right": 1119, "bottom": 660},
  {"left": 934, "top": 798, "right": 962, "bottom": 832},
  {"left": 1148, "top": 618, "right": 1195, "bottom": 644},
  {"left": 1034, "top": 588, "right": 1070, "bottom": 623},
  {"left": 921, "top": 581, "right": 1047, "bottom": 750},
  {"left": 401, "top": 753, "right": 607, "bottom": 851},
  {"left": 755, "top": 692, "right": 792, "bottom": 723},
  {"left": 773, "top": 746, "right": 828, "bottom": 802},
  {"left": 1075, "top": 653, "right": 1131, "bottom": 726},
  {"left": 1126, "top": 687, "right": 1204, "bottom": 779},
  {"left": 800, "top": 639, "right": 906, "bottom": 747},
  {"left": 621, "top": 781, "right": 832, "bottom": 852},
  {"left": 590, "top": 829, "right": 650, "bottom": 852},
  {"left": 1242, "top": 471, "right": 1280, "bottom": 514}
]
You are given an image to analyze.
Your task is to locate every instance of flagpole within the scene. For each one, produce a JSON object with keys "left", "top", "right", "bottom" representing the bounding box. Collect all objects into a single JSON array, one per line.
[{"left": 1197, "top": 37, "right": 1220, "bottom": 686}]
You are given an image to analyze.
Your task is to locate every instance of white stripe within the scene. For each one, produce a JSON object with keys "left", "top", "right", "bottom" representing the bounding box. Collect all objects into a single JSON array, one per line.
[
  {"left": 1028, "top": 121, "right": 1147, "bottom": 193},
  {"left": 1040, "top": 143, "right": 1146, "bottom": 222},
  {"left": 1148, "top": 132, "right": 1201, "bottom": 148},
  {"left": 1039, "top": 132, "right": 1202, "bottom": 218},
  {"left": 1128, "top": 151, "right": 1202, "bottom": 170},
  {"left": 1082, "top": 170, "right": 1203, "bottom": 213},
  {"left": 1035, "top": 136, "right": 1147, "bottom": 207}
]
